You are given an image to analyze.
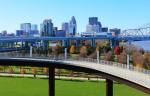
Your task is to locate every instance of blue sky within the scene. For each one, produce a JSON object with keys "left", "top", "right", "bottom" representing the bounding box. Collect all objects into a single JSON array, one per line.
[{"left": 0, "top": 0, "right": 150, "bottom": 33}]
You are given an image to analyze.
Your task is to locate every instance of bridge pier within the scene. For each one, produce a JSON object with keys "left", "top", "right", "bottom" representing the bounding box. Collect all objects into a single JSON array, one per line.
[
  {"left": 48, "top": 67, "right": 55, "bottom": 96},
  {"left": 106, "top": 79, "right": 113, "bottom": 96}
]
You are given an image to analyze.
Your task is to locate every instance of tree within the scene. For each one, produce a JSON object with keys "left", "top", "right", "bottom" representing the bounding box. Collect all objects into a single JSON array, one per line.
[
  {"left": 96, "top": 40, "right": 110, "bottom": 53},
  {"left": 118, "top": 51, "right": 127, "bottom": 64},
  {"left": 104, "top": 51, "right": 114, "bottom": 61},
  {"left": 80, "top": 46, "right": 88, "bottom": 57},
  {"left": 52, "top": 44, "right": 61, "bottom": 59},
  {"left": 132, "top": 52, "right": 144, "bottom": 68},
  {"left": 114, "top": 46, "right": 121, "bottom": 55},
  {"left": 70, "top": 45, "right": 76, "bottom": 54},
  {"left": 124, "top": 44, "right": 139, "bottom": 68},
  {"left": 144, "top": 52, "right": 150, "bottom": 69}
]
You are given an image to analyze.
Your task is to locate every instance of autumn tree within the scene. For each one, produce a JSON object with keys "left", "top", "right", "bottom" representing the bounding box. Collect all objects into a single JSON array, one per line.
[
  {"left": 114, "top": 46, "right": 121, "bottom": 55},
  {"left": 70, "top": 45, "right": 76, "bottom": 54},
  {"left": 117, "top": 51, "right": 127, "bottom": 64},
  {"left": 104, "top": 51, "right": 114, "bottom": 61},
  {"left": 144, "top": 52, "right": 150, "bottom": 69},
  {"left": 80, "top": 45, "right": 88, "bottom": 57},
  {"left": 52, "top": 44, "right": 61, "bottom": 59},
  {"left": 132, "top": 52, "right": 144, "bottom": 68}
]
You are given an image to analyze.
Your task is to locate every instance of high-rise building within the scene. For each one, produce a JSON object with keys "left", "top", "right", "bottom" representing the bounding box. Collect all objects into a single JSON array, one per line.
[
  {"left": 53, "top": 27, "right": 58, "bottom": 36},
  {"left": 40, "top": 19, "right": 54, "bottom": 37},
  {"left": 20, "top": 23, "right": 31, "bottom": 34},
  {"left": 31, "top": 24, "right": 38, "bottom": 30},
  {"left": 29, "top": 24, "right": 39, "bottom": 36},
  {"left": 69, "top": 16, "right": 77, "bottom": 36},
  {"left": 62, "top": 22, "right": 69, "bottom": 37},
  {"left": 86, "top": 17, "right": 102, "bottom": 33},
  {"left": 55, "top": 30, "right": 66, "bottom": 37},
  {"left": 89, "top": 17, "right": 98, "bottom": 25},
  {"left": 62, "top": 22, "right": 68, "bottom": 33}
]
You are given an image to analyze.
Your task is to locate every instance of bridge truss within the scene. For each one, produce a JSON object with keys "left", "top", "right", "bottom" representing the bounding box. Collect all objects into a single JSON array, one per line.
[
  {"left": 120, "top": 23, "right": 150, "bottom": 37},
  {"left": 121, "top": 27, "right": 150, "bottom": 37}
]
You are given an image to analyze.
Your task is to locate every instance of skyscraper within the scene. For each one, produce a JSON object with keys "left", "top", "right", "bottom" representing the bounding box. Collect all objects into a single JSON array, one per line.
[
  {"left": 62, "top": 22, "right": 69, "bottom": 36},
  {"left": 89, "top": 17, "right": 98, "bottom": 25},
  {"left": 31, "top": 24, "right": 38, "bottom": 30},
  {"left": 40, "top": 19, "right": 54, "bottom": 37},
  {"left": 69, "top": 16, "right": 77, "bottom": 36},
  {"left": 86, "top": 17, "right": 102, "bottom": 33},
  {"left": 20, "top": 23, "right": 31, "bottom": 34}
]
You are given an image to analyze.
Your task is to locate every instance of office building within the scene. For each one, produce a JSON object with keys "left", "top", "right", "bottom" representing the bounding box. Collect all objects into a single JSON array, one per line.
[
  {"left": 20, "top": 23, "right": 31, "bottom": 35},
  {"left": 55, "top": 30, "right": 66, "bottom": 37},
  {"left": 62, "top": 22, "right": 69, "bottom": 36},
  {"left": 101, "top": 27, "right": 108, "bottom": 32},
  {"left": 40, "top": 19, "right": 54, "bottom": 37},
  {"left": 16, "top": 30, "right": 26, "bottom": 37},
  {"left": 31, "top": 24, "right": 38, "bottom": 30},
  {"left": 86, "top": 17, "right": 102, "bottom": 33},
  {"left": 69, "top": 16, "right": 77, "bottom": 36}
]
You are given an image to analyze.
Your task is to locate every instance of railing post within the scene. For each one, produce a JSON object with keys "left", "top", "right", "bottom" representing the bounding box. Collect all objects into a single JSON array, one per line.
[
  {"left": 64, "top": 48, "right": 67, "bottom": 60},
  {"left": 30, "top": 45, "right": 32, "bottom": 58},
  {"left": 127, "top": 54, "right": 130, "bottom": 69},
  {"left": 106, "top": 79, "right": 113, "bottom": 96},
  {"left": 49, "top": 67, "right": 55, "bottom": 96},
  {"left": 97, "top": 50, "right": 100, "bottom": 63}
]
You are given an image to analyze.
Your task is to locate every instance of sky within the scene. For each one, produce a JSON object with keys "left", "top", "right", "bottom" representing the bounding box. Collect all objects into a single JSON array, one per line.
[{"left": 0, "top": 0, "right": 150, "bottom": 33}]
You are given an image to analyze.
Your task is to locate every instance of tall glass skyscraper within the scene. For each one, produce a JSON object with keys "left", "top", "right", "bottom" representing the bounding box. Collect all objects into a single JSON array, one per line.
[
  {"left": 86, "top": 17, "right": 102, "bottom": 33},
  {"left": 62, "top": 22, "right": 69, "bottom": 36},
  {"left": 40, "top": 19, "right": 54, "bottom": 37},
  {"left": 69, "top": 16, "right": 77, "bottom": 36},
  {"left": 20, "top": 23, "right": 31, "bottom": 34}
]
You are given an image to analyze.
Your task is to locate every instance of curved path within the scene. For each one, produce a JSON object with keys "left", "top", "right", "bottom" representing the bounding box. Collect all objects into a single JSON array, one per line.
[{"left": 0, "top": 57, "right": 149, "bottom": 96}]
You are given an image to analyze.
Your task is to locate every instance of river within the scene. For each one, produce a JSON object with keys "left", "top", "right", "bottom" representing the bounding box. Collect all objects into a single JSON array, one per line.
[{"left": 132, "top": 41, "right": 150, "bottom": 51}]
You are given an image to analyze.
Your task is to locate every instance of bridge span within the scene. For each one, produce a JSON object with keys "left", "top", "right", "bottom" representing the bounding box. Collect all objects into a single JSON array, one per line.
[{"left": 0, "top": 56, "right": 149, "bottom": 96}]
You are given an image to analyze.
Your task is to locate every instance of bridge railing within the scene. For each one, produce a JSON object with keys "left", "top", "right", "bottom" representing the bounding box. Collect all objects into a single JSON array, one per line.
[
  {"left": 65, "top": 56, "right": 150, "bottom": 76},
  {"left": 0, "top": 52, "right": 150, "bottom": 76}
]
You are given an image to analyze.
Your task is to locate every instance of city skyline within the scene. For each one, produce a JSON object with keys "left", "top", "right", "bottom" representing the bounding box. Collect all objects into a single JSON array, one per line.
[{"left": 0, "top": 0, "right": 150, "bottom": 33}]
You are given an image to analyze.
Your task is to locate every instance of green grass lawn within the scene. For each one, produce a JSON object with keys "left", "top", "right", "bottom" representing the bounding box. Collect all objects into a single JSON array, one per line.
[{"left": 0, "top": 77, "right": 149, "bottom": 96}]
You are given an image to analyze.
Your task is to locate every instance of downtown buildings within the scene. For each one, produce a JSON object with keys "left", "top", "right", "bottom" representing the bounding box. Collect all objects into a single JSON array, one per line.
[
  {"left": 14, "top": 16, "right": 120, "bottom": 37},
  {"left": 16, "top": 23, "right": 39, "bottom": 37},
  {"left": 40, "top": 16, "right": 77, "bottom": 37},
  {"left": 81, "top": 17, "right": 121, "bottom": 37}
]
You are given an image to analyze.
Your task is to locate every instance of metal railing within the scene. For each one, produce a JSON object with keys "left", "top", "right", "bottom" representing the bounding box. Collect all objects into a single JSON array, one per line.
[
  {"left": 0, "top": 52, "right": 150, "bottom": 76},
  {"left": 0, "top": 52, "right": 150, "bottom": 88}
]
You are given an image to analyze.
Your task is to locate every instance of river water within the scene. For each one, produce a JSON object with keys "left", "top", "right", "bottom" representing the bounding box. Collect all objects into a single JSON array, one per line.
[{"left": 132, "top": 41, "right": 150, "bottom": 51}]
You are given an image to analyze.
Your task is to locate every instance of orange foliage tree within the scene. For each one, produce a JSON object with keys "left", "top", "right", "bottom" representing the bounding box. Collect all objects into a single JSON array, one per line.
[
  {"left": 132, "top": 52, "right": 144, "bottom": 68},
  {"left": 70, "top": 45, "right": 76, "bottom": 54},
  {"left": 80, "top": 46, "right": 88, "bottom": 57}
]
